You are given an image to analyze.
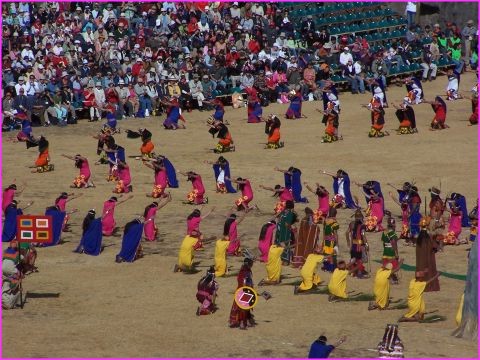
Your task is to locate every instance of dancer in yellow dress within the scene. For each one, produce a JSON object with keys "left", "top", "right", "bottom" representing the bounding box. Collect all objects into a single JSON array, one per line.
[
  {"left": 214, "top": 236, "right": 230, "bottom": 277},
  {"left": 328, "top": 260, "right": 351, "bottom": 301},
  {"left": 399, "top": 270, "right": 440, "bottom": 322},
  {"left": 174, "top": 231, "right": 201, "bottom": 272},
  {"left": 260, "top": 243, "right": 285, "bottom": 285},
  {"left": 295, "top": 246, "right": 324, "bottom": 294},
  {"left": 368, "top": 259, "right": 403, "bottom": 310}
]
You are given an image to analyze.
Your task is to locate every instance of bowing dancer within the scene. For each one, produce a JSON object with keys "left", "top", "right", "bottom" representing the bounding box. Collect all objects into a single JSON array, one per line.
[
  {"left": 125, "top": 128, "right": 155, "bottom": 159},
  {"left": 2, "top": 182, "right": 26, "bottom": 214},
  {"left": 143, "top": 155, "right": 178, "bottom": 198},
  {"left": 258, "top": 220, "right": 277, "bottom": 263},
  {"left": 363, "top": 96, "right": 388, "bottom": 138},
  {"left": 204, "top": 98, "right": 226, "bottom": 123},
  {"left": 208, "top": 120, "right": 235, "bottom": 154},
  {"left": 54, "top": 192, "right": 81, "bottom": 232},
  {"left": 30, "top": 136, "right": 54, "bottom": 173},
  {"left": 2, "top": 200, "right": 34, "bottom": 242},
  {"left": 228, "top": 177, "right": 255, "bottom": 213},
  {"left": 317, "top": 101, "right": 341, "bottom": 143},
  {"left": 304, "top": 182, "right": 330, "bottom": 224},
  {"left": 392, "top": 99, "right": 417, "bottom": 134},
  {"left": 368, "top": 260, "right": 403, "bottom": 311},
  {"left": 102, "top": 136, "right": 126, "bottom": 182},
  {"left": 274, "top": 166, "right": 308, "bottom": 203},
  {"left": 162, "top": 97, "right": 186, "bottom": 130},
  {"left": 224, "top": 211, "right": 248, "bottom": 256},
  {"left": 443, "top": 199, "right": 466, "bottom": 245},
  {"left": 180, "top": 171, "right": 208, "bottom": 205},
  {"left": 174, "top": 230, "right": 202, "bottom": 273},
  {"left": 112, "top": 160, "right": 132, "bottom": 193},
  {"left": 356, "top": 180, "right": 385, "bottom": 232},
  {"left": 259, "top": 243, "right": 285, "bottom": 285},
  {"left": 186, "top": 206, "right": 215, "bottom": 250},
  {"left": 204, "top": 157, "right": 236, "bottom": 194},
  {"left": 404, "top": 76, "right": 424, "bottom": 105},
  {"left": 115, "top": 218, "right": 152, "bottom": 263},
  {"left": 259, "top": 184, "right": 294, "bottom": 215},
  {"left": 144, "top": 194, "right": 172, "bottom": 241},
  {"left": 15, "top": 112, "right": 36, "bottom": 145},
  {"left": 214, "top": 235, "right": 231, "bottom": 277},
  {"left": 321, "top": 169, "right": 357, "bottom": 209},
  {"left": 43, "top": 205, "right": 66, "bottom": 247},
  {"left": 264, "top": 114, "right": 284, "bottom": 149},
  {"left": 196, "top": 266, "right": 219, "bottom": 316},
  {"left": 61, "top": 154, "right": 95, "bottom": 188},
  {"left": 101, "top": 195, "right": 134, "bottom": 236},
  {"left": 294, "top": 246, "right": 325, "bottom": 294},
  {"left": 285, "top": 88, "right": 306, "bottom": 119},
  {"left": 74, "top": 210, "right": 103, "bottom": 255},
  {"left": 423, "top": 96, "right": 448, "bottom": 130}
]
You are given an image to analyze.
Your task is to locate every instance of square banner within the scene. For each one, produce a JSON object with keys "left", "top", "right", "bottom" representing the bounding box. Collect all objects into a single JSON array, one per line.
[{"left": 16, "top": 215, "right": 53, "bottom": 243}]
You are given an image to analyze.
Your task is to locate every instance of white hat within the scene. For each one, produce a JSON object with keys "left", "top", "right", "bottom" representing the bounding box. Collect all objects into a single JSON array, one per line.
[
  {"left": 95, "top": 82, "right": 102, "bottom": 86},
  {"left": 120, "top": 12, "right": 126, "bottom": 16},
  {"left": 205, "top": 6, "right": 209, "bottom": 10},
  {"left": 344, "top": 47, "right": 349, "bottom": 51},
  {"left": 134, "top": 44, "right": 140, "bottom": 49},
  {"left": 118, "top": 80, "right": 125, "bottom": 85},
  {"left": 142, "top": 11, "right": 147, "bottom": 16},
  {"left": 233, "top": 2, "right": 239, "bottom": 6},
  {"left": 76, "top": 6, "right": 82, "bottom": 11},
  {"left": 62, "top": 71, "right": 68, "bottom": 77},
  {"left": 74, "top": 39, "right": 81, "bottom": 44},
  {"left": 149, "top": 67, "right": 156, "bottom": 73},
  {"left": 83, "top": 59, "right": 88, "bottom": 64},
  {"left": 38, "top": 64, "right": 44, "bottom": 69}
]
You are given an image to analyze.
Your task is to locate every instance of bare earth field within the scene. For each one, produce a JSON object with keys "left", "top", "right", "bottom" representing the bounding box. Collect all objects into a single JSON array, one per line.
[{"left": 2, "top": 72, "right": 478, "bottom": 358}]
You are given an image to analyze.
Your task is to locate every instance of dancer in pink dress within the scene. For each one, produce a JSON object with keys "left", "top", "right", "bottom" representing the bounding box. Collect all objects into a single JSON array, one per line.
[
  {"left": 304, "top": 182, "right": 330, "bottom": 224},
  {"left": 61, "top": 154, "right": 95, "bottom": 188},
  {"left": 228, "top": 177, "right": 255, "bottom": 212},
  {"left": 2, "top": 182, "right": 26, "bottom": 214},
  {"left": 258, "top": 220, "right": 276, "bottom": 262},
  {"left": 144, "top": 194, "right": 172, "bottom": 241},
  {"left": 444, "top": 201, "right": 465, "bottom": 245},
  {"left": 113, "top": 160, "right": 132, "bottom": 193},
  {"left": 224, "top": 211, "right": 248, "bottom": 256},
  {"left": 54, "top": 192, "right": 82, "bottom": 231},
  {"left": 186, "top": 206, "right": 215, "bottom": 250},
  {"left": 365, "top": 191, "right": 385, "bottom": 232},
  {"left": 180, "top": 171, "right": 208, "bottom": 205},
  {"left": 259, "top": 184, "right": 294, "bottom": 214},
  {"left": 101, "top": 195, "right": 133, "bottom": 236},
  {"left": 143, "top": 156, "right": 179, "bottom": 198}
]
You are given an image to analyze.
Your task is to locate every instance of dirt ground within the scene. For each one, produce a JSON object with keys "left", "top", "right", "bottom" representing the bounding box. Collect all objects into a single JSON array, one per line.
[{"left": 2, "top": 72, "right": 478, "bottom": 358}]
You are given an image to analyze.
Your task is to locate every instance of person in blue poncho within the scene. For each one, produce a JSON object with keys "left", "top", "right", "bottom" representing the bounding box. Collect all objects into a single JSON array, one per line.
[
  {"left": 275, "top": 166, "right": 308, "bottom": 203},
  {"left": 116, "top": 217, "right": 149, "bottom": 263},
  {"left": 321, "top": 169, "right": 357, "bottom": 209},
  {"left": 308, "top": 335, "right": 347, "bottom": 358},
  {"left": 204, "top": 156, "right": 236, "bottom": 194},
  {"left": 75, "top": 209, "right": 103, "bottom": 256},
  {"left": 2, "top": 200, "right": 34, "bottom": 242}
]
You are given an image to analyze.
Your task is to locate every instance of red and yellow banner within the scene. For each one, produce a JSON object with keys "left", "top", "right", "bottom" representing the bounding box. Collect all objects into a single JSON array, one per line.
[{"left": 16, "top": 215, "right": 53, "bottom": 243}]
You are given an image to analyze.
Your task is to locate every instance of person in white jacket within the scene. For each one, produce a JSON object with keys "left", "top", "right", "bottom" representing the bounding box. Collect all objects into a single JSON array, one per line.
[{"left": 189, "top": 74, "right": 206, "bottom": 111}]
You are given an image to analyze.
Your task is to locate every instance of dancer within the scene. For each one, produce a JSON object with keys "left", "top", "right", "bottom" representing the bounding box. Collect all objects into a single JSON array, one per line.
[
  {"left": 317, "top": 102, "right": 341, "bottom": 143},
  {"left": 321, "top": 169, "right": 357, "bottom": 209},
  {"left": 144, "top": 155, "right": 178, "bottom": 198},
  {"left": 247, "top": 90, "right": 263, "bottom": 123},
  {"left": 54, "top": 192, "right": 81, "bottom": 231},
  {"left": 186, "top": 206, "right": 215, "bottom": 249},
  {"left": 112, "top": 160, "right": 132, "bottom": 193},
  {"left": 321, "top": 207, "right": 340, "bottom": 272},
  {"left": 126, "top": 128, "right": 155, "bottom": 159},
  {"left": 363, "top": 96, "right": 388, "bottom": 138},
  {"left": 367, "top": 77, "right": 388, "bottom": 107},
  {"left": 444, "top": 201, "right": 465, "bottom": 245},
  {"left": 144, "top": 194, "right": 172, "bottom": 241},
  {"left": 196, "top": 266, "right": 219, "bottom": 316},
  {"left": 441, "top": 67, "right": 462, "bottom": 101},
  {"left": 328, "top": 260, "right": 352, "bottom": 301},
  {"left": 377, "top": 324, "right": 404, "bottom": 358},
  {"left": 264, "top": 114, "right": 284, "bottom": 149},
  {"left": 229, "top": 258, "right": 256, "bottom": 329},
  {"left": 346, "top": 210, "right": 369, "bottom": 278},
  {"left": 285, "top": 89, "right": 305, "bottom": 119},
  {"left": 357, "top": 181, "right": 384, "bottom": 232},
  {"left": 258, "top": 220, "right": 276, "bottom": 263},
  {"left": 214, "top": 235, "right": 230, "bottom": 277},
  {"left": 2, "top": 182, "right": 26, "bottom": 214},
  {"left": 2, "top": 200, "right": 34, "bottom": 242},
  {"left": 204, "top": 157, "right": 236, "bottom": 193},
  {"left": 30, "top": 136, "right": 54, "bottom": 173},
  {"left": 259, "top": 184, "right": 294, "bottom": 215},
  {"left": 74, "top": 210, "right": 103, "bottom": 256},
  {"left": 380, "top": 215, "right": 400, "bottom": 283},
  {"left": 43, "top": 205, "right": 66, "bottom": 247},
  {"left": 180, "top": 171, "right": 207, "bottom": 205},
  {"left": 392, "top": 100, "right": 417, "bottom": 134},
  {"left": 204, "top": 98, "right": 225, "bottom": 123},
  {"left": 468, "top": 84, "right": 478, "bottom": 125},
  {"left": 208, "top": 120, "right": 234, "bottom": 153},
  {"left": 162, "top": 97, "right": 186, "bottom": 130},
  {"left": 61, "top": 154, "right": 94, "bottom": 188},
  {"left": 225, "top": 212, "right": 248, "bottom": 256},
  {"left": 304, "top": 183, "right": 330, "bottom": 223},
  {"left": 115, "top": 218, "right": 146, "bottom": 263},
  {"left": 15, "top": 113, "right": 35, "bottom": 144},
  {"left": 428, "top": 187, "right": 446, "bottom": 248},
  {"left": 229, "top": 177, "right": 255, "bottom": 212},
  {"left": 468, "top": 200, "right": 478, "bottom": 242},
  {"left": 404, "top": 77, "right": 424, "bottom": 105},
  {"left": 275, "top": 166, "right": 308, "bottom": 203},
  {"left": 416, "top": 217, "right": 440, "bottom": 292},
  {"left": 275, "top": 200, "right": 298, "bottom": 265},
  {"left": 399, "top": 271, "right": 440, "bottom": 322},
  {"left": 174, "top": 231, "right": 201, "bottom": 272},
  {"left": 294, "top": 246, "right": 325, "bottom": 294},
  {"left": 259, "top": 243, "right": 285, "bottom": 285},
  {"left": 423, "top": 96, "right": 448, "bottom": 130},
  {"left": 449, "top": 193, "right": 471, "bottom": 227},
  {"left": 101, "top": 195, "right": 133, "bottom": 236},
  {"left": 368, "top": 261, "right": 403, "bottom": 311}
]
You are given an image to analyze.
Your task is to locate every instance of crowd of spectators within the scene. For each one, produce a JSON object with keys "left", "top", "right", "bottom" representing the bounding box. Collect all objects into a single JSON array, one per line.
[{"left": 1, "top": 2, "right": 478, "bottom": 128}]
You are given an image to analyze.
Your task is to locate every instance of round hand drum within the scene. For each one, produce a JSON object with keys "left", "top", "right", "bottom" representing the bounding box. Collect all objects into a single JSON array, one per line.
[{"left": 234, "top": 286, "right": 258, "bottom": 310}]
